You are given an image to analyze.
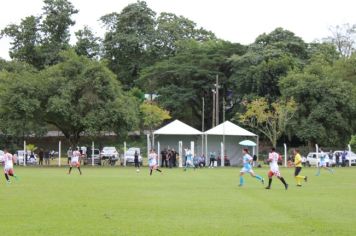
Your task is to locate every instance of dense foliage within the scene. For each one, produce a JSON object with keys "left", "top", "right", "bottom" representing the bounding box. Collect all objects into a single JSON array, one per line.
[{"left": 1, "top": 0, "right": 356, "bottom": 147}]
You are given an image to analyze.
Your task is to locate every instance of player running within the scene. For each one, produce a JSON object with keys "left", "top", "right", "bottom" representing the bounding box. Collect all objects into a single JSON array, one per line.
[
  {"left": 239, "top": 148, "right": 264, "bottom": 187},
  {"left": 184, "top": 148, "right": 196, "bottom": 171},
  {"left": 293, "top": 149, "right": 307, "bottom": 186},
  {"left": 265, "top": 148, "right": 288, "bottom": 190},
  {"left": 316, "top": 149, "right": 334, "bottom": 176},
  {"left": 68, "top": 147, "right": 82, "bottom": 175},
  {"left": 3, "top": 149, "right": 19, "bottom": 183},
  {"left": 148, "top": 149, "right": 162, "bottom": 176}
]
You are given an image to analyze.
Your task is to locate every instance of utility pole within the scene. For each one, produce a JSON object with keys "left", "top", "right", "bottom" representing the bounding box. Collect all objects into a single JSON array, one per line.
[
  {"left": 215, "top": 75, "right": 219, "bottom": 126},
  {"left": 212, "top": 89, "right": 216, "bottom": 127},
  {"left": 202, "top": 97, "right": 205, "bottom": 156}
]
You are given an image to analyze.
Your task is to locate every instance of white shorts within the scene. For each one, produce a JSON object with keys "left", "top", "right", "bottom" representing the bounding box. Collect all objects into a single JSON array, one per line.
[
  {"left": 240, "top": 167, "right": 254, "bottom": 174},
  {"left": 319, "top": 161, "right": 327, "bottom": 167}
]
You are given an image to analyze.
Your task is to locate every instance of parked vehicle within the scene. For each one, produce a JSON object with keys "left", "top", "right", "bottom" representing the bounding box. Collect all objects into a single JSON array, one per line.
[
  {"left": 100, "top": 147, "right": 119, "bottom": 166},
  {"left": 122, "top": 147, "right": 142, "bottom": 165},
  {"left": 305, "top": 152, "right": 333, "bottom": 167},
  {"left": 83, "top": 148, "right": 101, "bottom": 165}
]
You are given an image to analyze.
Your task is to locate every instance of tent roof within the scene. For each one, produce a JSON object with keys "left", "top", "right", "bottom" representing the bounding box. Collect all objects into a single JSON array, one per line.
[
  {"left": 204, "top": 121, "right": 256, "bottom": 136},
  {"left": 154, "top": 120, "right": 202, "bottom": 135}
]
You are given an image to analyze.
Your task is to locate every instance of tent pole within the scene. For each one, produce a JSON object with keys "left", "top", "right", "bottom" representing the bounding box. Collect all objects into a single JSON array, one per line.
[{"left": 256, "top": 136, "right": 259, "bottom": 162}]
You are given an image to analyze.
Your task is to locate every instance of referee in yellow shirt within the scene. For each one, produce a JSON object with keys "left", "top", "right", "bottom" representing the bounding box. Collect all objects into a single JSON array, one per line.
[{"left": 293, "top": 149, "right": 307, "bottom": 186}]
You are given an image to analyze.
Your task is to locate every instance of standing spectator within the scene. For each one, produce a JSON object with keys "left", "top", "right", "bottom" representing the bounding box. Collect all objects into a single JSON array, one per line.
[
  {"left": 341, "top": 150, "right": 347, "bottom": 167},
  {"left": 171, "top": 149, "right": 177, "bottom": 167},
  {"left": 134, "top": 150, "right": 140, "bottom": 172},
  {"left": 252, "top": 154, "right": 257, "bottom": 167},
  {"left": 167, "top": 149, "right": 173, "bottom": 168},
  {"left": 209, "top": 151, "right": 216, "bottom": 168},
  {"left": 161, "top": 149, "right": 168, "bottom": 168},
  {"left": 67, "top": 147, "right": 72, "bottom": 164},
  {"left": 38, "top": 149, "right": 44, "bottom": 166},
  {"left": 44, "top": 150, "right": 50, "bottom": 166},
  {"left": 335, "top": 152, "right": 340, "bottom": 167}
]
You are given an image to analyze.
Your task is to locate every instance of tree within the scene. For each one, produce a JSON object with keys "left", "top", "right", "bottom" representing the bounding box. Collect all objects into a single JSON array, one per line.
[
  {"left": 229, "top": 28, "right": 308, "bottom": 102},
  {"left": 279, "top": 61, "right": 356, "bottom": 146},
  {"left": 74, "top": 26, "right": 101, "bottom": 59},
  {"left": 140, "top": 102, "right": 171, "bottom": 141},
  {"left": 237, "top": 98, "right": 297, "bottom": 147},
  {"left": 325, "top": 24, "right": 356, "bottom": 58},
  {"left": 350, "top": 135, "right": 356, "bottom": 150},
  {"left": 1, "top": 0, "right": 78, "bottom": 68},
  {"left": 38, "top": 50, "right": 140, "bottom": 145},
  {"left": 139, "top": 39, "right": 246, "bottom": 128},
  {"left": 101, "top": 1, "right": 156, "bottom": 89}
]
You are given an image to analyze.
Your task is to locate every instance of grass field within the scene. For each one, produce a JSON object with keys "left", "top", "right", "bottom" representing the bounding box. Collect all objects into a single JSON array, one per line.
[{"left": 0, "top": 166, "right": 355, "bottom": 236}]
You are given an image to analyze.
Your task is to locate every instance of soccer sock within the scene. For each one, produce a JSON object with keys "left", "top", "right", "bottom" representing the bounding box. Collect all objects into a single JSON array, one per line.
[
  {"left": 268, "top": 178, "right": 272, "bottom": 187},
  {"left": 69, "top": 167, "right": 72, "bottom": 174},
  {"left": 150, "top": 169, "right": 153, "bottom": 175},
  {"left": 78, "top": 167, "right": 82, "bottom": 174},
  {"left": 4, "top": 174, "right": 9, "bottom": 181},
  {"left": 239, "top": 176, "right": 244, "bottom": 185},
  {"left": 255, "top": 175, "right": 262, "bottom": 181},
  {"left": 156, "top": 169, "right": 162, "bottom": 172},
  {"left": 316, "top": 168, "right": 320, "bottom": 176},
  {"left": 328, "top": 168, "right": 333, "bottom": 173},
  {"left": 279, "top": 177, "right": 287, "bottom": 186}
]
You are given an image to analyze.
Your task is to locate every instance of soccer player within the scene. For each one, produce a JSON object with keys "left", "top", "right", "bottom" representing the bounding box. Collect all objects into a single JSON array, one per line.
[
  {"left": 265, "top": 148, "right": 288, "bottom": 190},
  {"left": 239, "top": 148, "right": 264, "bottom": 187},
  {"left": 184, "top": 148, "right": 196, "bottom": 171},
  {"left": 148, "top": 149, "right": 162, "bottom": 176},
  {"left": 293, "top": 149, "right": 307, "bottom": 186},
  {"left": 3, "top": 149, "right": 19, "bottom": 183},
  {"left": 68, "top": 147, "right": 82, "bottom": 175},
  {"left": 316, "top": 149, "right": 334, "bottom": 176}
]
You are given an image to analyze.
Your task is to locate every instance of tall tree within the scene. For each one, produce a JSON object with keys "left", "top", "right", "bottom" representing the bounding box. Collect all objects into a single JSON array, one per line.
[
  {"left": 74, "top": 26, "right": 101, "bottom": 59},
  {"left": 101, "top": 1, "right": 156, "bottom": 89},
  {"left": 326, "top": 24, "right": 356, "bottom": 58},
  {"left": 237, "top": 98, "right": 297, "bottom": 147}
]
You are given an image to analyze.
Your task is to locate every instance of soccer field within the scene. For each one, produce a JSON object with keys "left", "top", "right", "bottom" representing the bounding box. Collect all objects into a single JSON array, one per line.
[{"left": 0, "top": 166, "right": 355, "bottom": 236}]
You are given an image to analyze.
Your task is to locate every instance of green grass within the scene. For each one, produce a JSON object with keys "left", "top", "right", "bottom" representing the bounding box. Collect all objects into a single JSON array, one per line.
[{"left": 0, "top": 166, "right": 355, "bottom": 236}]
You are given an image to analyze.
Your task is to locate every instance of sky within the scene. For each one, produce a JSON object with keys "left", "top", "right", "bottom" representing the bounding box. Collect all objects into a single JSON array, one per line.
[{"left": 1, "top": 0, "right": 356, "bottom": 60}]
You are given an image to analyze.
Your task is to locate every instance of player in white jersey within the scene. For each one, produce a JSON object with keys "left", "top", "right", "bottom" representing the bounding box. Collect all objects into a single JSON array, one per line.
[
  {"left": 265, "top": 148, "right": 288, "bottom": 190},
  {"left": 148, "top": 149, "right": 162, "bottom": 176},
  {"left": 3, "top": 149, "right": 18, "bottom": 183},
  {"left": 184, "top": 148, "right": 196, "bottom": 171},
  {"left": 68, "top": 147, "right": 82, "bottom": 175},
  {"left": 239, "top": 149, "right": 264, "bottom": 187}
]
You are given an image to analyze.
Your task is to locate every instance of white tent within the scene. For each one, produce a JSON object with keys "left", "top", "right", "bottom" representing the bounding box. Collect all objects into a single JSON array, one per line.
[
  {"left": 204, "top": 121, "right": 258, "bottom": 166},
  {"left": 153, "top": 120, "right": 203, "bottom": 166}
]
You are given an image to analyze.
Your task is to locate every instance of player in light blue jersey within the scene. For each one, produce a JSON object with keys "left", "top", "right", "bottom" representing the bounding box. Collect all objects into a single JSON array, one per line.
[
  {"left": 239, "top": 148, "right": 264, "bottom": 187},
  {"left": 316, "top": 149, "right": 334, "bottom": 176},
  {"left": 184, "top": 148, "right": 196, "bottom": 171}
]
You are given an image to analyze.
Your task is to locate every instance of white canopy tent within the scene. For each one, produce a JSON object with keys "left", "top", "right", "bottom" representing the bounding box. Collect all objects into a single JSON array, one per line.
[
  {"left": 204, "top": 121, "right": 258, "bottom": 166},
  {"left": 153, "top": 120, "right": 203, "bottom": 166}
]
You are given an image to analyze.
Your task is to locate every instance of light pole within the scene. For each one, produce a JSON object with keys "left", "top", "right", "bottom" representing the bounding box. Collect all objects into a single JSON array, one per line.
[{"left": 212, "top": 89, "right": 216, "bottom": 127}]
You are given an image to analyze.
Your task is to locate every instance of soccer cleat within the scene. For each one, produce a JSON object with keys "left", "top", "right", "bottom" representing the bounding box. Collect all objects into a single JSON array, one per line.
[
  {"left": 285, "top": 184, "right": 288, "bottom": 190},
  {"left": 296, "top": 184, "right": 302, "bottom": 187},
  {"left": 305, "top": 176, "right": 308, "bottom": 182},
  {"left": 238, "top": 184, "right": 243, "bottom": 187},
  {"left": 265, "top": 186, "right": 271, "bottom": 189}
]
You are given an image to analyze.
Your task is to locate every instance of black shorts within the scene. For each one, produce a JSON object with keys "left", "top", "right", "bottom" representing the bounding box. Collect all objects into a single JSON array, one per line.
[{"left": 295, "top": 167, "right": 302, "bottom": 176}]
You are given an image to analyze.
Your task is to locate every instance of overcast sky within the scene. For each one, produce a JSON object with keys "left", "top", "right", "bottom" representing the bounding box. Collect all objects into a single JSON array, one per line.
[{"left": 1, "top": 0, "right": 356, "bottom": 60}]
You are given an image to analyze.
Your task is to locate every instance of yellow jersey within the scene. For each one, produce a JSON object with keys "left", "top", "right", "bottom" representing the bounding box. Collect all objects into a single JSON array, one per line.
[{"left": 294, "top": 153, "right": 302, "bottom": 167}]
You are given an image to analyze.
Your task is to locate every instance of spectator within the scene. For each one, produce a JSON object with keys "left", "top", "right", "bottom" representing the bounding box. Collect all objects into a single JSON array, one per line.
[
  {"left": 38, "top": 148, "right": 44, "bottom": 166},
  {"left": 44, "top": 150, "right": 50, "bottom": 165},
  {"left": 134, "top": 150, "right": 140, "bottom": 172},
  {"left": 209, "top": 151, "right": 216, "bottom": 168},
  {"left": 252, "top": 154, "right": 257, "bottom": 167},
  {"left": 171, "top": 149, "right": 177, "bottom": 167},
  {"left": 335, "top": 152, "right": 340, "bottom": 167},
  {"left": 341, "top": 150, "right": 347, "bottom": 167},
  {"left": 161, "top": 149, "right": 168, "bottom": 168},
  {"left": 67, "top": 147, "right": 72, "bottom": 164}
]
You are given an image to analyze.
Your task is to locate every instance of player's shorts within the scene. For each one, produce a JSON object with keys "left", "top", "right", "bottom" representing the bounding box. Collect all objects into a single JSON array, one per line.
[
  {"left": 319, "top": 161, "right": 327, "bottom": 167},
  {"left": 4, "top": 167, "right": 14, "bottom": 175},
  {"left": 240, "top": 166, "right": 254, "bottom": 174},
  {"left": 149, "top": 163, "right": 157, "bottom": 169},
  {"left": 70, "top": 161, "right": 80, "bottom": 167},
  {"left": 268, "top": 169, "right": 281, "bottom": 177}
]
